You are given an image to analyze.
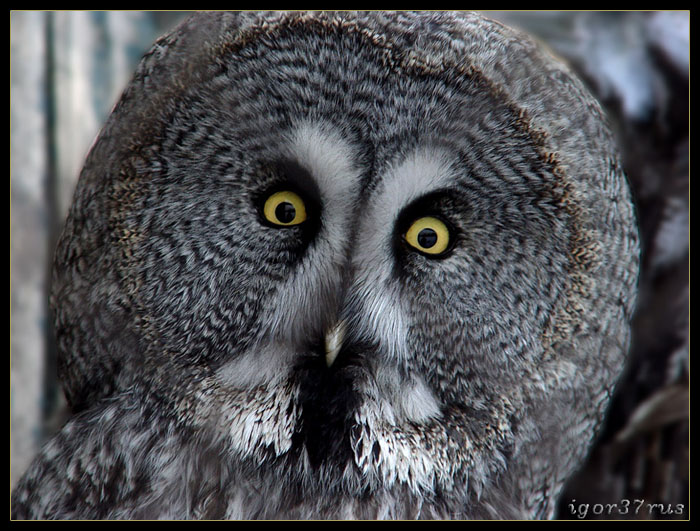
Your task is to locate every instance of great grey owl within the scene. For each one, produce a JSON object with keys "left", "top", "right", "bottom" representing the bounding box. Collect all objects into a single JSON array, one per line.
[{"left": 11, "top": 11, "right": 640, "bottom": 520}]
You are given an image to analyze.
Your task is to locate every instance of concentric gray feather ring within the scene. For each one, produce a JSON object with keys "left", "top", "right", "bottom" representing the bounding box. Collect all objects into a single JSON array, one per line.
[{"left": 11, "top": 11, "right": 639, "bottom": 520}]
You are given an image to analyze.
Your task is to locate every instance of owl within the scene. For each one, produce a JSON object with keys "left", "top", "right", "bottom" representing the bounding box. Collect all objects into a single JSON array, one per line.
[{"left": 11, "top": 11, "right": 640, "bottom": 520}]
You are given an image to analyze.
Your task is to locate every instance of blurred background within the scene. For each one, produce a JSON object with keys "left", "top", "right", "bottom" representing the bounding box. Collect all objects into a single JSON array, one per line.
[
  {"left": 10, "top": 11, "right": 689, "bottom": 520},
  {"left": 10, "top": 8, "right": 193, "bottom": 494}
]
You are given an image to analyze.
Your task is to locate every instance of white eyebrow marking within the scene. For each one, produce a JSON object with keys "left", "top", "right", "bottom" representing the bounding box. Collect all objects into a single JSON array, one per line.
[
  {"left": 285, "top": 120, "right": 362, "bottom": 221},
  {"left": 377, "top": 146, "right": 460, "bottom": 222}
]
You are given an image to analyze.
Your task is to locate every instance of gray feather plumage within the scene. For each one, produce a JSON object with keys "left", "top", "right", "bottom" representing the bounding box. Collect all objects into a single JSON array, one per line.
[{"left": 11, "top": 11, "right": 639, "bottom": 520}]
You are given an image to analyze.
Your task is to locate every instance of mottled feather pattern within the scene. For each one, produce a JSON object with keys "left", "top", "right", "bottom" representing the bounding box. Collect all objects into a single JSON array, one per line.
[{"left": 12, "top": 11, "right": 639, "bottom": 520}]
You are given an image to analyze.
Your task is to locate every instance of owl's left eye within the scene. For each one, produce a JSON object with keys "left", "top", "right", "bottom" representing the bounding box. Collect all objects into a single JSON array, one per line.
[
  {"left": 404, "top": 216, "right": 451, "bottom": 256},
  {"left": 263, "top": 190, "right": 307, "bottom": 227}
]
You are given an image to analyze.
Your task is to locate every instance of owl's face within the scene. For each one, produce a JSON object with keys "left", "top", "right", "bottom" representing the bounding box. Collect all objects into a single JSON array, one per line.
[{"left": 52, "top": 11, "right": 639, "bottom": 517}]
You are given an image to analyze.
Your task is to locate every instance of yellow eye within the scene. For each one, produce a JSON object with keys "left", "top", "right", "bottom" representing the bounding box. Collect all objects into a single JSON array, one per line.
[
  {"left": 404, "top": 216, "right": 451, "bottom": 255},
  {"left": 263, "top": 190, "right": 307, "bottom": 226}
]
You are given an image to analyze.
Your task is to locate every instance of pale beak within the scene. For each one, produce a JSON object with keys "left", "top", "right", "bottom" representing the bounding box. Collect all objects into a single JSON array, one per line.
[{"left": 324, "top": 319, "right": 347, "bottom": 367}]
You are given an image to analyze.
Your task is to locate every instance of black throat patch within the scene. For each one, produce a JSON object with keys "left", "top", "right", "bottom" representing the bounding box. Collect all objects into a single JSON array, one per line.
[{"left": 290, "top": 340, "right": 369, "bottom": 469}]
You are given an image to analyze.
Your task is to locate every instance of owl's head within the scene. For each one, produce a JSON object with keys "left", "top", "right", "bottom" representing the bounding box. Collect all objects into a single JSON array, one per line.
[{"left": 51, "top": 11, "right": 639, "bottom": 517}]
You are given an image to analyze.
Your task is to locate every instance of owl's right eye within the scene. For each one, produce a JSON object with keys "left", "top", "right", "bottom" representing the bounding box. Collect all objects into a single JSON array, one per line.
[{"left": 262, "top": 190, "right": 308, "bottom": 227}]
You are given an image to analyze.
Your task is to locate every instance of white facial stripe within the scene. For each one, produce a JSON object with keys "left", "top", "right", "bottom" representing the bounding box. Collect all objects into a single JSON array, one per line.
[
  {"left": 264, "top": 121, "right": 363, "bottom": 342},
  {"left": 347, "top": 146, "right": 460, "bottom": 363},
  {"left": 344, "top": 276, "right": 408, "bottom": 362}
]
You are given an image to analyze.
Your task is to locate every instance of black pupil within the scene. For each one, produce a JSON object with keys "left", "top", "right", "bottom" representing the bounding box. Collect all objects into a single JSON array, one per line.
[
  {"left": 417, "top": 228, "right": 438, "bottom": 248},
  {"left": 275, "top": 201, "right": 296, "bottom": 223}
]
